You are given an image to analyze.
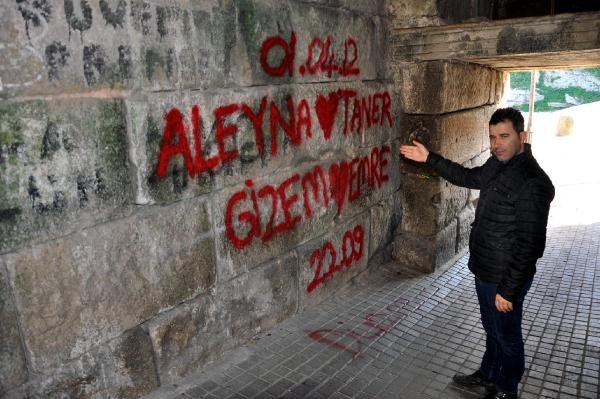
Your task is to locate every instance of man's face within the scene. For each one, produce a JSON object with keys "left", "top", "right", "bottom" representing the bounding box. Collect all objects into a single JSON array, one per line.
[{"left": 489, "top": 120, "right": 526, "bottom": 162}]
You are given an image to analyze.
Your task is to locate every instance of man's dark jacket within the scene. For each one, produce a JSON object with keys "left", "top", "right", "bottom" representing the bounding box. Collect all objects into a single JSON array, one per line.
[{"left": 426, "top": 144, "right": 554, "bottom": 302}]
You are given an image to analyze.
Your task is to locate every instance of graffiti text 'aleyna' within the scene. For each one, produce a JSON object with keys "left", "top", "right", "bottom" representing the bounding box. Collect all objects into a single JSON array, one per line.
[{"left": 155, "top": 90, "right": 392, "bottom": 179}]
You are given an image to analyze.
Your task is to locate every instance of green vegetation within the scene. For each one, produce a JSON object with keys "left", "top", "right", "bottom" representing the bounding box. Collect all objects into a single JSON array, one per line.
[
  {"left": 510, "top": 71, "right": 531, "bottom": 91},
  {"left": 509, "top": 67, "right": 600, "bottom": 112}
]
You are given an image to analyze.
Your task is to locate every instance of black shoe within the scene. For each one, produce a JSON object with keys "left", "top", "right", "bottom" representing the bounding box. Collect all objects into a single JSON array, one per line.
[
  {"left": 452, "top": 370, "right": 495, "bottom": 390},
  {"left": 483, "top": 389, "right": 518, "bottom": 399}
]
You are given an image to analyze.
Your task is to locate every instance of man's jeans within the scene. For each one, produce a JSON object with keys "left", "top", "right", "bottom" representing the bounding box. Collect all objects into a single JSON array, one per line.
[{"left": 475, "top": 277, "right": 533, "bottom": 394}]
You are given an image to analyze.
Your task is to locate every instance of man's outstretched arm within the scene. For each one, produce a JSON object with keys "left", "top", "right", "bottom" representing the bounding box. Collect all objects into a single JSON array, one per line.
[{"left": 400, "top": 141, "right": 486, "bottom": 190}]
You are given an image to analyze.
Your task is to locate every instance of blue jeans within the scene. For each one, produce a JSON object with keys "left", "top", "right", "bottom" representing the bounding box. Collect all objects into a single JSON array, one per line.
[{"left": 475, "top": 277, "right": 532, "bottom": 394}]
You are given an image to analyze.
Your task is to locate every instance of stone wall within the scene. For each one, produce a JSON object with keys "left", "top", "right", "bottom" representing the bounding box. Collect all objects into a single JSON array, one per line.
[
  {"left": 391, "top": 60, "right": 505, "bottom": 271},
  {"left": 0, "top": 1, "right": 399, "bottom": 397}
]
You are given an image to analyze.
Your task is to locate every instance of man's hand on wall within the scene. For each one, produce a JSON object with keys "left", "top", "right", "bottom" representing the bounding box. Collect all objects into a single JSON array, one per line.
[
  {"left": 495, "top": 293, "right": 513, "bottom": 313},
  {"left": 399, "top": 141, "right": 429, "bottom": 163}
]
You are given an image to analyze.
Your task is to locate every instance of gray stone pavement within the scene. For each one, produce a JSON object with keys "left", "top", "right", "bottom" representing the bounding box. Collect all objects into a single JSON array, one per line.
[{"left": 144, "top": 223, "right": 600, "bottom": 399}]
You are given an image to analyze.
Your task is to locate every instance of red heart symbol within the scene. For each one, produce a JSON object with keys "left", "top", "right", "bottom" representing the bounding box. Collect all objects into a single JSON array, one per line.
[
  {"left": 315, "top": 91, "right": 339, "bottom": 141},
  {"left": 329, "top": 161, "right": 349, "bottom": 214}
]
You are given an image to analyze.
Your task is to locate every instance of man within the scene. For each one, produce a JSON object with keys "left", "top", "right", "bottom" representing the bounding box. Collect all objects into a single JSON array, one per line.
[{"left": 399, "top": 108, "right": 554, "bottom": 399}]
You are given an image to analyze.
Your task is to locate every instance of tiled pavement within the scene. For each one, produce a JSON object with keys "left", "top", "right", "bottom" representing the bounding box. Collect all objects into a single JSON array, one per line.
[{"left": 144, "top": 223, "right": 600, "bottom": 399}]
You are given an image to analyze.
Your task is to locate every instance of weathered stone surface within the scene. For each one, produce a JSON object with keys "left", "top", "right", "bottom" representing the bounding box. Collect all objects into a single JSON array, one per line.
[
  {"left": 369, "top": 195, "right": 401, "bottom": 259},
  {"left": 132, "top": 0, "right": 235, "bottom": 91},
  {"left": 391, "top": 12, "right": 600, "bottom": 67},
  {"left": 400, "top": 174, "right": 468, "bottom": 236},
  {"left": 127, "top": 81, "right": 396, "bottom": 205},
  {"left": 490, "top": 69, "right": 507, "bottom": 104},
  {"left": 398, "top": 61, "right": 498, "bottom": 114},
  {"left": 219, "top": 250, "right": 299, "bottom": 344},
  {"left": 0, "top": 0, "right": 237, "bottom": 98},
  {"left": 457, "top": 203, "right": 475, "bottom": 252},
  {"left": 5, "top": 326, "right": 159, "bottom": 399},
  {"left": 4, "top": 198, "right": 214, "bottom": 371},
  {"left": 400, "top": 105, "right": 496, "bottom": 166},
  {"left": 0, "top": 262, "right": 27, "bottom": 395},
  {"left": 144, "top": 295, "right": 222, "bottom": 386},
  {"left": 388, "top": 0, "right": 442, "bottom": 29},
  {"left": 0, "top": 99, "right": 132, "bottom": 253},
  {"left": 374, "top": 15, "right": 393, "bottom": 81},
  {"left": 145, "top": 251, "right": 298, "bottom": 384},
  {"left": 0, "top": 0, "right": 132, "bottom": 98},
  {"left": 391, "top": 219, "right": 457, "bottom": 273},
  {"left": 297, "top": 213, "right": 370, "bottom": 310},
  {"left": 314, "top": 0, "right": 386, "bottom": 15}
]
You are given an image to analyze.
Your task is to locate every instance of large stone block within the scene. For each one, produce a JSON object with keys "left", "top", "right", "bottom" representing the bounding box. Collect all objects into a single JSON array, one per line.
[
  {"left": 231, "top": 0, "right": 379, "bottom": 86},
  {"left": 0, "top": 0, "right": 133, "bottom": 98},
  {"left": 218, "top": 250, "right": 298, "bottom": 344},
  {"left": 391, "top": 219, "right": 457, "bottom": 273},
  {"left": 390, "top": 12, "right": 600, "bottom": 66},
  {"left": 0, "top": 263, "right": 27, "bottom": 395},
  {"left": 4, "top": 198, "right": 215, "bottom": 372},
  {"left": 457, "top": 204, "right": 475, "bottom": 252},
  {"left": 296, "top": 213, "right": 370, "bottom": 310},
  {"left": 130, "top": 0, "right": 235, "bottom": 91},
  {"left": 0, "top": 99, "right": 132, "bottom": 253},
  {"left": 6, "top": 326, "right": 159, "bottom": 399},
  {"left": 400, "top": 173, "right": 468, "bottom": 236},
  {"left": 0, "top": 0, "right": 237, "bottom": 98},
  {"left": 144, "top": 294, "right": 223, "bottom": 386},
  {"left": 145, "top": 251, "right": 298, "bottom": 384},
  {"left": 128, "top": 81, "right": 396, "bottom": 204},
  {"left": 211, "top": 139, "right": 396, "bottom": 282},
  {"left": 398, "top": 61, "right": 498, "bottom": 114},
  {"left": 399, "top": 105, "right": 496, "bottom": 166}
]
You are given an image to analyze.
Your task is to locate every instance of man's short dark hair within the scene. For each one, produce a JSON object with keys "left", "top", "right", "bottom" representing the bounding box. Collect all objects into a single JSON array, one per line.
[{"left": 489, "top": 107, "right": 524, "bottom": 134}]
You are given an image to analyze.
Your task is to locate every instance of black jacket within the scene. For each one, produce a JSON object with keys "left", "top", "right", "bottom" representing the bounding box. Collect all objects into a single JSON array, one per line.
[{"left": 426, "top": 144, "right": 554, "bottom": 302}]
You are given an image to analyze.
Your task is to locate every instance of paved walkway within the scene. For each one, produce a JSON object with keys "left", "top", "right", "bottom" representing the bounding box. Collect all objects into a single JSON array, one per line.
[{"left": 144, "top": 223, "right": 600, "bottom": 399}]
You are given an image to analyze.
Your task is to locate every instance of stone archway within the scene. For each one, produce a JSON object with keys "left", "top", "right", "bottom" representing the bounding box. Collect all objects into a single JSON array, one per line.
[{"left": 389, "top": 10, "right": 600, "bottom": 272}]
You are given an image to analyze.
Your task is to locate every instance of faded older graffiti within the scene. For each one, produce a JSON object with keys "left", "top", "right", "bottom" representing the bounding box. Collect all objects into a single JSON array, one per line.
[{"left": 11, "top": 1, "right": 194, "bottom": 87}]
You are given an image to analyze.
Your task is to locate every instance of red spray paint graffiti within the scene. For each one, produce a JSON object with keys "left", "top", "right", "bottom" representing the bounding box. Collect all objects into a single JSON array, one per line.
[
  {"left": 224, "top": 145, "right": 391, "bottom": 249},
  {"left": 308, "top": 297, "right": 412, "bottom": 358},
  {"left": 154, "top": 31, "right": 395, "bottom": 257},
  {"left": 306, "top": 224, "right": 364, "bottom": 293},
  {"left": 155, "top": 90, "right": 392, "bottom": 179},
  {"left": 260, "top": 32, "right": 360, "bottom": 78}
]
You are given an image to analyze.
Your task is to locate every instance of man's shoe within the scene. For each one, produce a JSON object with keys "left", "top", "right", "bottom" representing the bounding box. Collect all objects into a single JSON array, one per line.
[
  {"left": 483, "top": 389, "right": 518, "bottom": 399},
  {"left": 452, "top": 370, "right": 495, "bottom": 390}
]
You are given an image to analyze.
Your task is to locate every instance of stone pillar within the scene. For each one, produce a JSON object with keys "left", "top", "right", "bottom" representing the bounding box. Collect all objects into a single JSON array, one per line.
[{"left": 391, "top": 60, "right": 505, "bottom": 272}]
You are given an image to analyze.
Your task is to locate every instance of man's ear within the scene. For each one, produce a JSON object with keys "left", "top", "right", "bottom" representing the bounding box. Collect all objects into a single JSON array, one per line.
[{"left": 519, "top": 131, "right": 528, "bottom": 144}]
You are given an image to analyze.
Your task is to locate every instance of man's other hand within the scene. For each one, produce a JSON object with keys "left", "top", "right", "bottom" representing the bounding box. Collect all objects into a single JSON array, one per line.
[
  {"left": 495, "top": 293, "right": 513, "bottom": 313},
  {"left": 400, "top": 141, "right": 429, "bottom": 163}
]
